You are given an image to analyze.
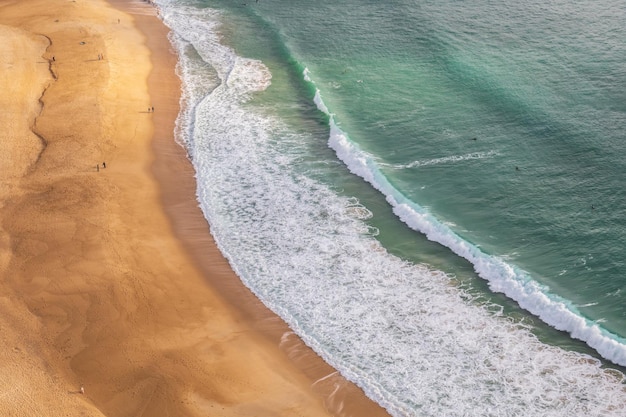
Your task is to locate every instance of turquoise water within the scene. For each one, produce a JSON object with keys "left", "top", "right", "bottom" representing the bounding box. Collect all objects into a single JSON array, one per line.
[{"left": 157, "top": 0, "right": 626, "bottom": 415}]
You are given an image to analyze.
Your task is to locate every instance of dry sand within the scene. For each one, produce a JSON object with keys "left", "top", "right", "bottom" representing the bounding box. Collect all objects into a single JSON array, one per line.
[{"left": 0, "top": 0, "right": 392, "bottom": 416}]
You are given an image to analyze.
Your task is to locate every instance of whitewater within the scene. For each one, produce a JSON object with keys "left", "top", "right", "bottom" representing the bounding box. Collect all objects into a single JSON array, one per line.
[{"left": 155, "top": 1, "right": 626, "bottom": 416}]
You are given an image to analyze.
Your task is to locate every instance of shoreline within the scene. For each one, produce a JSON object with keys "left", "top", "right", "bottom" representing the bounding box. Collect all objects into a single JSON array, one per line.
[
  {"left": 118, "top": 2, "right": 392, "bottom": 416},
  {"left": 0, "top": 0, "right": 391, "bottom": 415}
]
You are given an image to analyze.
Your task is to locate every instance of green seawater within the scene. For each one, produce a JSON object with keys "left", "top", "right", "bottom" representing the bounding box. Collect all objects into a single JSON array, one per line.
[
  {"left": 158, "top": 0, "right": 626, "bottom": 414},
  {"left": 205, "top": 0, "right": 626, "bottom": 341}
]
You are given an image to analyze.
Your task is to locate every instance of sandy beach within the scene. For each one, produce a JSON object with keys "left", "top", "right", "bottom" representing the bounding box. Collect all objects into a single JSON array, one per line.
[{"left": 0, "top": 0, "right": 391, "bottom": 415}]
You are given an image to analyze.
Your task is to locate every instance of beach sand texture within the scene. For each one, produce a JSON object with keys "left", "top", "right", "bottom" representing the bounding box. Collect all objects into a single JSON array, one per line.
[{"left": 0, "top": 0, "right": 391, "bottom": 416}]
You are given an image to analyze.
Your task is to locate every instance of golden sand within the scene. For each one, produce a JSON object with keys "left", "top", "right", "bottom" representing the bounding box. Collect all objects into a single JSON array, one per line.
[{"left": 0, "top": 0, "right": 391, "bottom": 416}]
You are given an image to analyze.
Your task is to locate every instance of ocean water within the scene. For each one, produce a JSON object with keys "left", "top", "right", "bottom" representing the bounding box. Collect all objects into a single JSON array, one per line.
[{"left": 155, "top": 0, "right": 626, "bottom": 415}]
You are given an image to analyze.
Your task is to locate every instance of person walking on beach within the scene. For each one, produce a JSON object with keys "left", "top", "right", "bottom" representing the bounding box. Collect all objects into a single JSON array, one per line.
[{"left": 102, "top": 162, "right": 106, "bottom": 169}]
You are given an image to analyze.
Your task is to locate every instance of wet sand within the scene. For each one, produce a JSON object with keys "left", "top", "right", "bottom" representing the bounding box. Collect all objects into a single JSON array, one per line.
[{"left": 0, "top": 0, "right": 391, "bottom": 416}]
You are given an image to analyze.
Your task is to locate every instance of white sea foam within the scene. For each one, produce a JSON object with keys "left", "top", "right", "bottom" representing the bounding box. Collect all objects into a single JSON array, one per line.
[
  {"left": 382, "top": 150, "right": 499, "bottom": 169},
  {"left": 307, "top": 72, "right": 626, "bottom": 369},
  {"left": 157, "top": 2, "right": 626, "bottom": 416}
]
